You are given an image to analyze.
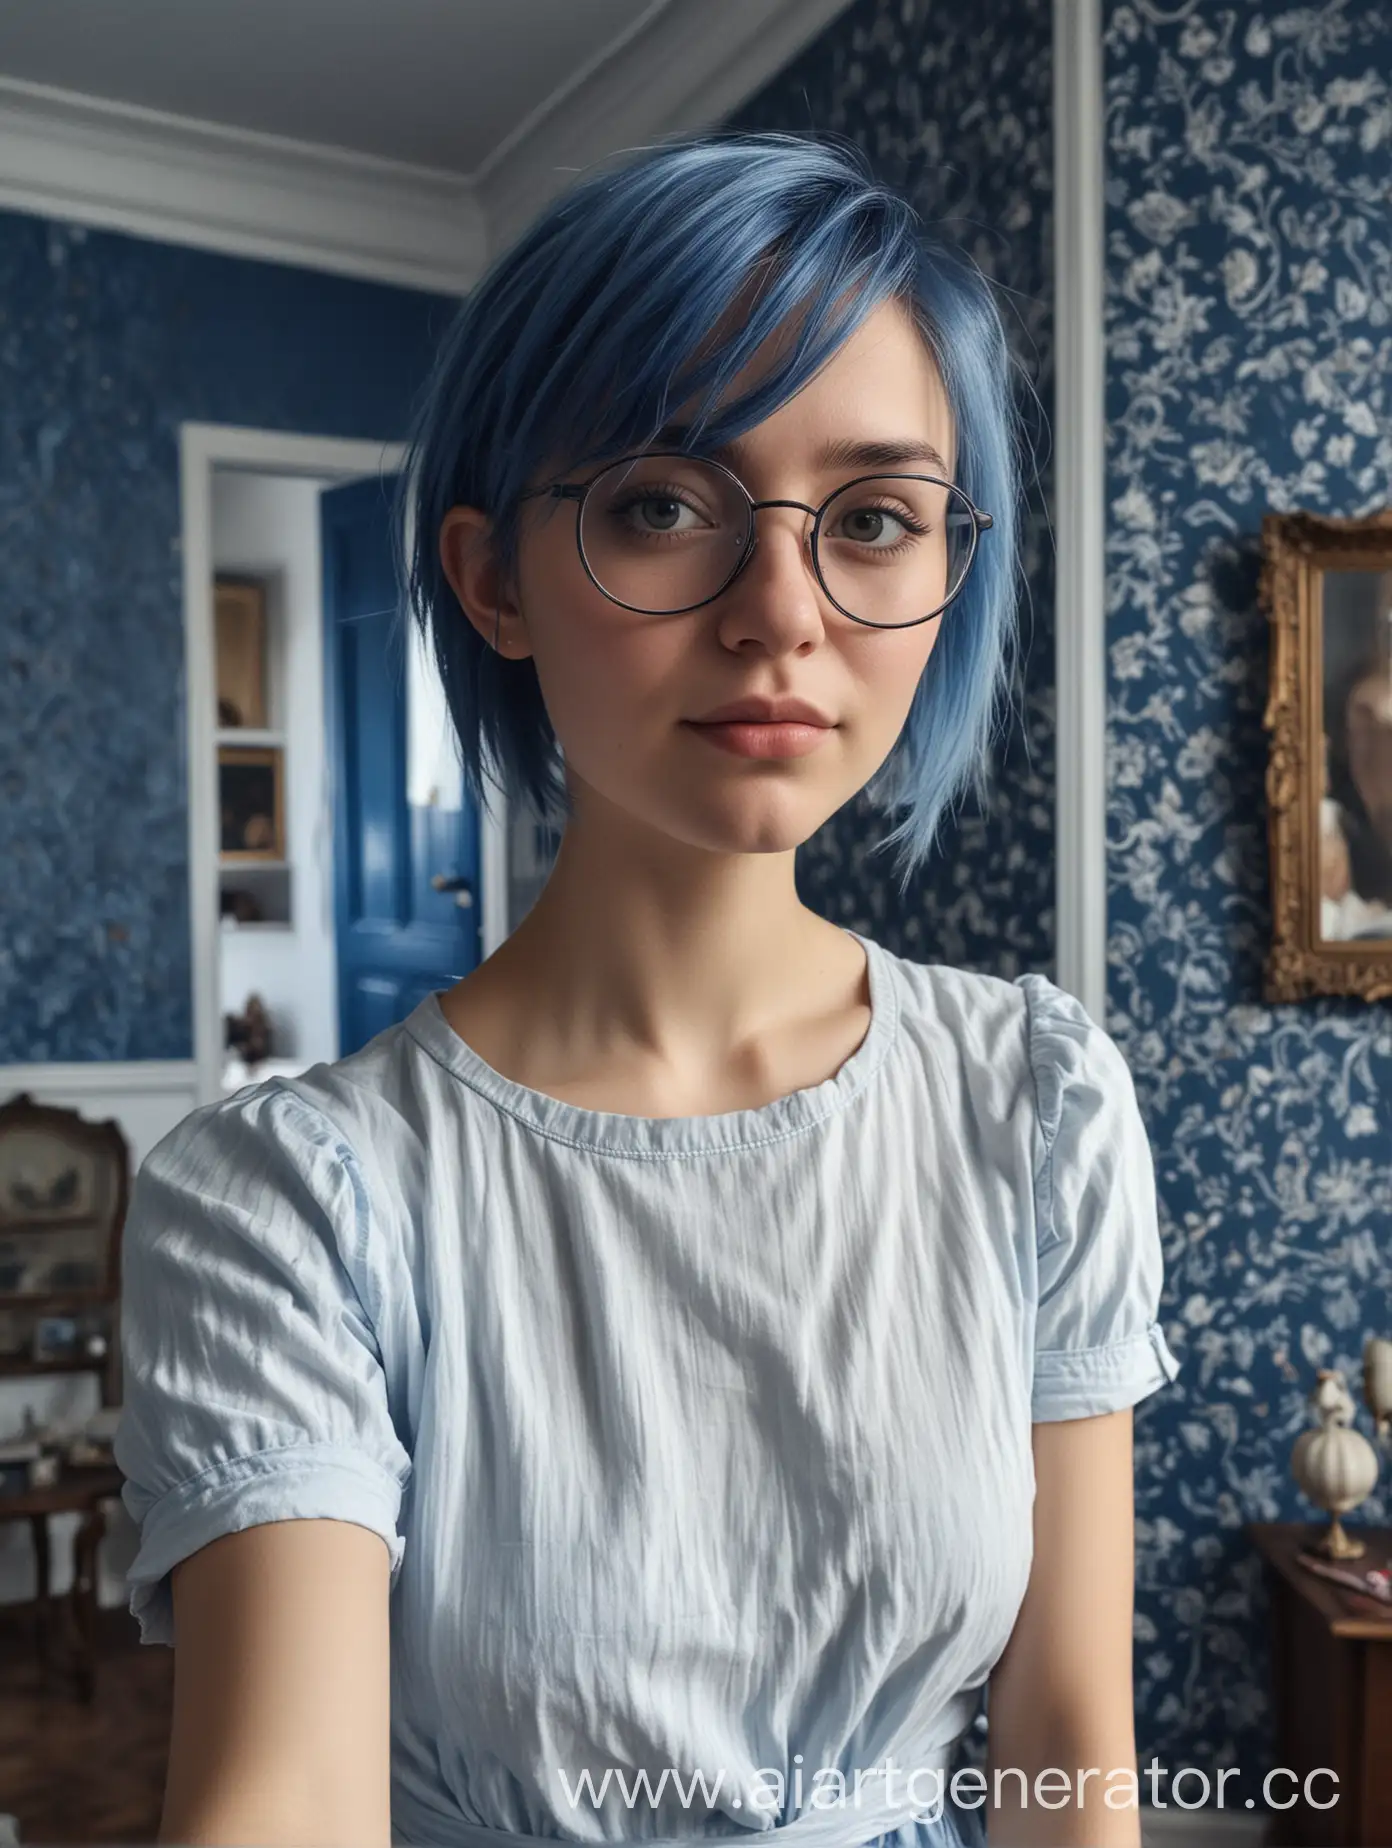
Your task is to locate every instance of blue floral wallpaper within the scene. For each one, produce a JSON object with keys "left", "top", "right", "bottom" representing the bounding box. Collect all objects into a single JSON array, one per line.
[
  {"left": 1103, "top": 0, "right": 1392, "bottom": 1783},
  {"left": 0, "top": 213, "right": 454, "bottom": 1060},
  {"left": 732, "top": 0, "right": 1058, "bottom": 981}
]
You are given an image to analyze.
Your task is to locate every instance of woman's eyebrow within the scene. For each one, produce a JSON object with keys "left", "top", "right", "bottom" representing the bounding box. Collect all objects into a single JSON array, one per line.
[{"left": 654, "top": 429, "right": 952, "bottom": 477}]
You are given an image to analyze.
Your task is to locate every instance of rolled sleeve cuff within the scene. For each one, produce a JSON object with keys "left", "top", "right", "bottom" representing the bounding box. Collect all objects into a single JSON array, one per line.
[
  {"left": 1032, "top": 1320, "right": 1181, "bottom": 1423},
  {"left": 122, "top": 1441, "right": 408, "bottom": 1646}
]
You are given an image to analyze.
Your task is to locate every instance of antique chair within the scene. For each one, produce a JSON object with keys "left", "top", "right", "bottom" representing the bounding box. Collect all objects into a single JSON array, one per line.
[{"left": 0, "top": 1091, "right": 129, "bottom": 1699}]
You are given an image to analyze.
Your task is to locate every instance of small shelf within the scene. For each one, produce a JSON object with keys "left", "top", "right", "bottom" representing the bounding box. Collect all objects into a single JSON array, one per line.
[
  {"left": 0, "top": 1353, "right": 106, "bottom": 1380},
  {"left": 0, "top": 1292, "right": 109, "bottom": 1312},
  {"left": 217, "top": 728, "right": 285, "bottom": 748},
  {"left": 220, "top": 858, "right": 292, "bottom": 926}
]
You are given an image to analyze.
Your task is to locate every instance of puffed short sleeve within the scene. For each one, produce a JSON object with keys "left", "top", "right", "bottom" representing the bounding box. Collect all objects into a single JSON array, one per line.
[
  {"left": 1018, "top": 976, "right": 1182, "bottom": 1422},
  {"left": 112, "top": 1081, "right": 412, "bottom": 1645}
]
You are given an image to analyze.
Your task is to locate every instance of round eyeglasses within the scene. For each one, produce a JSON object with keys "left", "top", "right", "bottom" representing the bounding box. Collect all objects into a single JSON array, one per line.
[{"left": 520, "top": 451, "right": 992, "bottom": 630}]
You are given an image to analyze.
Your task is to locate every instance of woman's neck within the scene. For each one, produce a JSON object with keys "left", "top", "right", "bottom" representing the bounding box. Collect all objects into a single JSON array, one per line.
[{"left": 437, "top": 815, "right": 871, "bottom": 1118}]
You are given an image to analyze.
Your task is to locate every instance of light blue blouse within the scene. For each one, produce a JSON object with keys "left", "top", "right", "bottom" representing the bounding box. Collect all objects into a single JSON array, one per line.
[{"left": 114, "top": 931, "right": 1180, "bottom": 1848}]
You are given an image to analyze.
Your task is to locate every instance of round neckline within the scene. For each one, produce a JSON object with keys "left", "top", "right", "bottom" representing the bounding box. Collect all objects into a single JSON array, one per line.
[{"left": 403, "top": 928, "right": 900, "bottom": 1159}]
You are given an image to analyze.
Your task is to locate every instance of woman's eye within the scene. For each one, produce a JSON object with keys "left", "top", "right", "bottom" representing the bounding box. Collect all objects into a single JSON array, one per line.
[
  {"left": 639, "top": 497, "right": 686, "bottom": 532},
  {"left": 623, "top": 495, "right": 705, "bottom": 534},
  {"left": 832, "top": 505, "right": 917, "bottom": 546}
]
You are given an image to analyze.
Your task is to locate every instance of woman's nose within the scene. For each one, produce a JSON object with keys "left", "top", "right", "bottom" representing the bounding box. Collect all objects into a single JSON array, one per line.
[{"left": 714, "top": 506, "right": 827, "bottom": 650}]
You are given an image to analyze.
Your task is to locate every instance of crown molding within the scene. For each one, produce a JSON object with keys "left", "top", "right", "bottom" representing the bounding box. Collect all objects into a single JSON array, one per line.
[
  {"left": 0, "top": 75, "right": 486, "bottom": 295},
  {"left": 0, "top": 0, "right": 855, "bottom": 292},
  {"left": 473, "top": 0, "right": 859, "bottom": 253}
]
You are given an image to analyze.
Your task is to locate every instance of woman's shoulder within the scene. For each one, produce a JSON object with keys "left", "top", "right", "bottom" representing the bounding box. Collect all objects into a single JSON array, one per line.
[
  {"left": 869, "top": 938, "right": 1132, "bottom": 1135},
  {"left": 228, "top": 993, "right": 471, "bottom": 1148},
  {"left": 136, "top": 999, "right": 460, "bottom": 1252},
  {"left": 126, "top": 1011, "right": 450, "bottom": 1377},
  {"left": 871, "top": 938, "right": 1089, "bottom": 1056}
]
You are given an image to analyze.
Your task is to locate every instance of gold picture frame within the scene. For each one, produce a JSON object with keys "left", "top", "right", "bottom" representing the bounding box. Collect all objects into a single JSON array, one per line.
[
  {"left": 1261, "top": 507, "right": 1392, "bottom": 1002},
  {"left": 215, "top": 579, "right": 268, "bottom": 729},
  {"left": 219, "top": 745, "right": 285, "bottom": 862}
]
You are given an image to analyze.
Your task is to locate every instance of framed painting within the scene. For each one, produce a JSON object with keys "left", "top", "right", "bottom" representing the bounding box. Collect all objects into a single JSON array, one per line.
[
  {"left": 215, "top": 579, "right": 268, "bottom": 730},
  {"left": 1262, "top": 508, "right": 1392, "bottom": 1001},
  {"left": 218, "top": 745, "right": 286, "bottom": 862}
]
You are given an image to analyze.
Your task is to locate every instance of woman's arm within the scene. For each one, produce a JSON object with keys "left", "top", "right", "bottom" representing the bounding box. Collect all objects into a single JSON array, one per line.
[
  {"left": 985, "top": 1411, "right": 1143, "bottom": 1848},
  {"left": 159, "top": 1519, "right": 394, "bottom": 1847}
]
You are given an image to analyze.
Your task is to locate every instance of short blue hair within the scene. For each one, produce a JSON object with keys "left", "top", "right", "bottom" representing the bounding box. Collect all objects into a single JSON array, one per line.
[{"left": 403, "top": 131, "right": 1024, "bottom": 891}]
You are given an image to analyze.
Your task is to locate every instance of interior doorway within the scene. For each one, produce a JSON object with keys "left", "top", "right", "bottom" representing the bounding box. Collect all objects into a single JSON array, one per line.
[{"left": 179, "top": 424, "right": 510, "bottom": 1106}]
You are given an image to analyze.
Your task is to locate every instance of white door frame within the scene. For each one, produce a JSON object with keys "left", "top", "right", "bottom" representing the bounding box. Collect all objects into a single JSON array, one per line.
[
  {"left": 1052, "top": 0, "right": 1109, "bottom": 1022},
  {"left": 179, "top": 421, "right": 509, "bottom": 1107}
]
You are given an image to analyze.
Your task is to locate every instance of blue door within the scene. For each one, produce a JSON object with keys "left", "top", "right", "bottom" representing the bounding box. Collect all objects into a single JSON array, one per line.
[{"left": 323, "top": 476, "right": 481, "bottom": 1056}]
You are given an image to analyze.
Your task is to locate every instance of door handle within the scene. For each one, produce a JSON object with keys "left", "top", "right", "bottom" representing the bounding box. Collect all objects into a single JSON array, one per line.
[{"left": 431, "top": 874, "right": 474, "bottom": 908}]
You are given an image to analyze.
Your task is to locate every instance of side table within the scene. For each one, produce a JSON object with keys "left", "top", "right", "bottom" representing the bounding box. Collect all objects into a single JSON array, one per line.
[
  {"left": 0, "top": 1464, "right": 125, "bottom": 1700},
  {"left": 1248, "top": 1522, "right": 1392, "bottom": 1848}
]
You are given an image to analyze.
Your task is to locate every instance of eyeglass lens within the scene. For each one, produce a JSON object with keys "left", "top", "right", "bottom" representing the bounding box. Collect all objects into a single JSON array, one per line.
[{"left": 576, "top": 455, "right": 978, "bottom": 626}]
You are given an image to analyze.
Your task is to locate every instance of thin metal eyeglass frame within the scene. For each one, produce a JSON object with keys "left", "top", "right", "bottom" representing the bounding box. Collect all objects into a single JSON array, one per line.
[{"left": 518, "top": 449, "right": 994, "bottom": 630}]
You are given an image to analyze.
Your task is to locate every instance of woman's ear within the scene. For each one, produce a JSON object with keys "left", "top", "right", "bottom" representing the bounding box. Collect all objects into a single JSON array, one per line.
[{"left": 438, "top": 507, "right": 532, "bottom": 659}]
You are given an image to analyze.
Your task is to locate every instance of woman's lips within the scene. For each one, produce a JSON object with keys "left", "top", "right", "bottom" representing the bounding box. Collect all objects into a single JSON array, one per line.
[{"left": 682, "top": 720, "right": 833, "bottom": 759}]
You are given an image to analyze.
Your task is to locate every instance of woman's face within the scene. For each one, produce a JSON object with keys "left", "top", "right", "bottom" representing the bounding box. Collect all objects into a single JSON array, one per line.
[
  {"left": 1347, "top": 666, "right": 1392, "bottom": 844},
  {"left": 443, "top": 298, "right": 959, "bottom": 862}
]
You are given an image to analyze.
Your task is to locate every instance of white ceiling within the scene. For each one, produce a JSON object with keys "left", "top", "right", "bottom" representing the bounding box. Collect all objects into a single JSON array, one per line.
[
  {"left": 0, "top": 0, "right": 856, "bottom": 292},
  {"left": 0, "top": 0, "right": 666, "bottom": 175}
]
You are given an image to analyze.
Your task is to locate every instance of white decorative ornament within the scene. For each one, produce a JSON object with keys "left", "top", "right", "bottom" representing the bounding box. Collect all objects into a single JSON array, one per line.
[{"left": 1291, "top": 1368, "right": 1380, "bottom": 1559}]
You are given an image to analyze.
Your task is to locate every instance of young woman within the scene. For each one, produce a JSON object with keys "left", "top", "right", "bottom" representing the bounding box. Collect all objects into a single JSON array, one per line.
[{"left": 115, "top": 133, "right": 1180, "bottom": 1848}]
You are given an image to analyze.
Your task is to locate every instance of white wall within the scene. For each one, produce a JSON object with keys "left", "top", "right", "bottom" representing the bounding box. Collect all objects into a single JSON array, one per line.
[{"left": 212, "top": 470, "right": 338, "bottom": 1068}]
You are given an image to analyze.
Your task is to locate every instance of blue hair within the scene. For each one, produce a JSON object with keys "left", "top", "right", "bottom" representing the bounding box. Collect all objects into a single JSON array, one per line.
[{"left": 403, "top": 131, "right": 1025, "bottom": 892}]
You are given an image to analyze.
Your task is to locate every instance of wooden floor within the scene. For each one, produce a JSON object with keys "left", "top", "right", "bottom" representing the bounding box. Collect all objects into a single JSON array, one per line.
[{"left": 0, "top": 1600, "right": 171, "bottom": 1844}]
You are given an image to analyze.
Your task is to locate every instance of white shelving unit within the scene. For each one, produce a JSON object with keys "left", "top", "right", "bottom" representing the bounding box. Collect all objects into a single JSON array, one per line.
[
  {"left": 215, "top": 726, "right": 284, "bottom": 750},
  {"left": 216, "top": 580, "right": 293, "bottom": 930}
]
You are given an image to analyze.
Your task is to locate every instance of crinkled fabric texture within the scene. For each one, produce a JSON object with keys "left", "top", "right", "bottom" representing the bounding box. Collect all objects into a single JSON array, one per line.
[{"left": 115, "top": 932, "right": 1180, "bottom": 1848}]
